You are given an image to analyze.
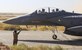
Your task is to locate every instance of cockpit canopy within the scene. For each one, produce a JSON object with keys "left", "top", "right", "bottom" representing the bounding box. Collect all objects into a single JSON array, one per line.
[{"left": 33, "top": 7, "right": 66, "bottom": 14}]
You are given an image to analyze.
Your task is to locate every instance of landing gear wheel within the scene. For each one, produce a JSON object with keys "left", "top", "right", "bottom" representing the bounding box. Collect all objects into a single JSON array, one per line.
[{"left": 52, "top": 34, "right": 57, "bottom": 39}]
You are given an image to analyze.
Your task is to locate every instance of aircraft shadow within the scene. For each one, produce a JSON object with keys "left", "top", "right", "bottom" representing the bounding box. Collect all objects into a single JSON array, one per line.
[{"left": 19, "top": 39, "right": 82, "bottom": 46}]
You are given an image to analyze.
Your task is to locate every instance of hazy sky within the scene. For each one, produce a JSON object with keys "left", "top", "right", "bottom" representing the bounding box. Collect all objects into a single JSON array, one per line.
[{"left": 0, "top": 0, "right": 82, "bottom": 13}]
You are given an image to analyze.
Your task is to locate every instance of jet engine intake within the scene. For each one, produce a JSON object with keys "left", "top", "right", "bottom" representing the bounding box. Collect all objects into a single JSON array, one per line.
[{"left": 64, "top": 27, "right": 82, "bottom": 36}]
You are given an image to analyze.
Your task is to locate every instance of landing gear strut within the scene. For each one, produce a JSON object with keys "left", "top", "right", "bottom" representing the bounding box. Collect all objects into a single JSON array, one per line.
[{"left": 51, "top": 26, "right": 58, "bottom": 39}]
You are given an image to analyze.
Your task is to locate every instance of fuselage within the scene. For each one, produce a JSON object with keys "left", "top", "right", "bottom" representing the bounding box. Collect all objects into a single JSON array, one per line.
[{"left": 3, "top": 10, "right": 82, "bottom": 27}]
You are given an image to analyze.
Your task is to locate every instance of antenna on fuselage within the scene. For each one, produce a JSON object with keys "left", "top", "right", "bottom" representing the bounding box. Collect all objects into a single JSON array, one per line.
[{"left": 56, "top": 8, "right": 59, "bottom": 12}]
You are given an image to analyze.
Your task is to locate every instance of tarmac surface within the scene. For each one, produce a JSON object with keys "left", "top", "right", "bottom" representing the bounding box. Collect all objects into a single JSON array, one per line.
[{"left": 0, "top": 31, "right": 82, "bottom": 49}]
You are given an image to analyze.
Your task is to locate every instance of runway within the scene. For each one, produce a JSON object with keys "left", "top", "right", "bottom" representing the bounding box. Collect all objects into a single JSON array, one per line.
[{"left": 0, "top": 31, "right": 82, "bottom": 49}]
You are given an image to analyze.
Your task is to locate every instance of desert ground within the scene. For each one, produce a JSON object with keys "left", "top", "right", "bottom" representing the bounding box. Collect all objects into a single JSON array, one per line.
[{"left": 0, "top": 31, "right": 82, "bottom": 49}]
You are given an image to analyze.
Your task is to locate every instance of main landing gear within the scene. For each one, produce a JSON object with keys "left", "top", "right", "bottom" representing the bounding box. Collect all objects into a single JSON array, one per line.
[{"left": 51, "top": 26, "right": 58, "bottom": 40}]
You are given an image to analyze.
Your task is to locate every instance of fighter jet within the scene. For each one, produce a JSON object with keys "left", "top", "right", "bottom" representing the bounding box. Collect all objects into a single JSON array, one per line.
[{"left": 3, "top": 7, "right": 82, "bottom": 39}]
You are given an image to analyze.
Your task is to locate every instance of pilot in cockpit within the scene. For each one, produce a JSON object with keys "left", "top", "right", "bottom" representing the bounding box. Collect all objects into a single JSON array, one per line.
[
  {"left": 42, "top": 8, "right": 45, "bottom": 13},
  {"left": 38, "top": 10, "right": 41, "bottom": 13},
  {"left": 52, "top": 9, "right": 55, "bottom": 12},
  {"left": 38, "top": 8, "right": 46, "bottom": 14}
]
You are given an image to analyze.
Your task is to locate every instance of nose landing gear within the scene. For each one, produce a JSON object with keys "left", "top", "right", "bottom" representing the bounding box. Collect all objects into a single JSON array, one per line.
[
  {"left": 51, "top": 26, "right": 58, "bottom": 40},
  {"left": 52, "top": 34, "right": 57, "bottom": 39}
]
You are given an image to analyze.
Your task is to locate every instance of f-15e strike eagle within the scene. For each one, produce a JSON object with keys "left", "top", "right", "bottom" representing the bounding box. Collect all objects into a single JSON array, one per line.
[{"left": 3, "top": 7, "right": 82, "bottom": 39}]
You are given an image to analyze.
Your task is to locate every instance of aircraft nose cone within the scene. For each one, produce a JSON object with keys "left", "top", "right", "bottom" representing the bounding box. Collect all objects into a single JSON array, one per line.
[
  {"left": 3, "top": 15, "right": 29, "bottom": 25},
  {"left": 3, "top": 20, "right": 11, "bottom": 24},
  {"left": 3, "top": 18, "right": 20, "bottom": 25},
  {"left": 3, "top": 16, "right": 29, "bottom": 25}
]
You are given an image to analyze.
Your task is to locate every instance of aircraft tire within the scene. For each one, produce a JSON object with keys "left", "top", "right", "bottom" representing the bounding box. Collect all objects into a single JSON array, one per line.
[{"left": 52, "top": 34, "right": 57, "bottom": 39}]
